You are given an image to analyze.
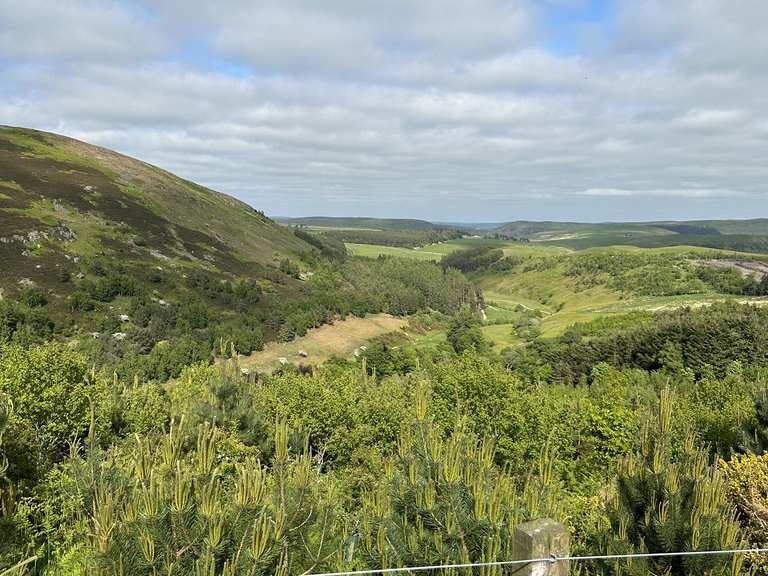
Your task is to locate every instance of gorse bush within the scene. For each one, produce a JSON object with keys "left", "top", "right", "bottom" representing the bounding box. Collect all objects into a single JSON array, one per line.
[{"left": 720, "top": 453, "right": 768, "bottom": 574}]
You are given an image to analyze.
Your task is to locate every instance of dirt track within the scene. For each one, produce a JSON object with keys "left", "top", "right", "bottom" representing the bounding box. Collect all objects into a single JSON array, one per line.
[{"left": 698, "top": 259, "right": 768, "bottom": 278}]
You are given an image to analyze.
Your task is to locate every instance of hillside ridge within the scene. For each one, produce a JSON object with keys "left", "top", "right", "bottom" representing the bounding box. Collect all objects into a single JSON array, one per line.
[{"left": 0, "top": 125, "right": 311, "bottom": 295}]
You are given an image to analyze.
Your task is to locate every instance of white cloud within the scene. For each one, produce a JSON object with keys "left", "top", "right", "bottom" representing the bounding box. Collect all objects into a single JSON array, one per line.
[
  {"left": 578, "top": 188, "right": 748, "bottom": 199},
  {"left": 0, "top": 0, "right": 767, "bottom": 221},
  {"left": 677, "top": 108, "right": 747, "bottom": 131},
  {"left": 0, "top": 0, "right": 166, "bottom": 61},
  {"left": 143, "top": 0, "right": 535, "bottom": 77}
]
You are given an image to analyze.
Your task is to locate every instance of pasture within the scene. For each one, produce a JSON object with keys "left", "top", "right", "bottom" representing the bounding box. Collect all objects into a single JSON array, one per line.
[{"left": 239, "top": 313, "right": 407, "bottom": 372}]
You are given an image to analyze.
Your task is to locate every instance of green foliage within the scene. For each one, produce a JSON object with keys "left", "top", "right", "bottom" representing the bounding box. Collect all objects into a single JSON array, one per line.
[
  {"left": 292, "top": 228, "right": 347, "bottom": 261},
  {"left": 278, "top": 258, "right": 300, "bottom": 278},
  {"left": 431, "top": 354, "right": 639, "bottom": 488},
  {"left": 18, "top": 288, "right": 47, "bottom": 308},
  {"left": 174, "top": 298, "right": 210, "bottom": 331},
  {"left": 317, "top": 227, "right": 462, "bottom": 248},
  {"left": 560, "top": 311, "right": 654, "bottom": 343},
  {"left": 533, "top": 303, "right": 768, "bottom": 383},
  {"left": 120, "top": 380, "right": 171, "bottom": 434},
  {"left": 441, "top": 246, "right": 504, "bottom": 273},
  {"left": 0, "top": 393, "right": 26, "bottom": 568},
  {"left": 0, "top": 343, "right": 98, "bottom": 450},
  {"left": 212, "top": 322, "right": 264, "bottom": 355},
  {"left": 131, "top": 335, "right": 211, "bottom": 382},
  {"left": 0, "top": 299, "right": 54, "bottom": 347},
  {"left": 431, "top": 350, "right": 519, "bottom": 439},
  {"left": 361, "top": 339, "right": 418, "bottom": 377},
  {"left": 720, "top": 453, "right": 768, "bottom": 574},
  {"left": 336, "top": 257, "right": 479, "bottom": 317},
  {"left": 252, "top": 366, "right": 413, "bottom": 470},
  {"left": 446, "top": 308, "right": 488, "bottom": 354},
  {"left": 185, "top": 271, "right": 262, "bottom": 310},
  {"left": 678, "top": 361, "right": 758, "bottom": 458},
  {"left": 78, "top": 271, "right": 141, "bottom": 303},
  {"left": 696, "top": 265, "right": 760, "bottom": 295},
  {"left": 597, "top": 388, "right": 743, "bottom": 576},
  {"left": 70, "top": 421, "right": 345, "bottom": 576},
  {"left": 753, "top": 274, "right": 768, "bottom": 296},
  {"left": 564, "top": 251, "right": 711, "bottom": 296},
  {"left": 357, "top": 410, "right": 563, "bottom": 571}
]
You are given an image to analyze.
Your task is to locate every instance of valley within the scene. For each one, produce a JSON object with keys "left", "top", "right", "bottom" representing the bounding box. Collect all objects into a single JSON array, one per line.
[
  {"left": 4, "top": 2, "right": 768, "bottom": 573},
  {"left": 337, "top": 231, "right": 768, "bottom": 350},
  {"left": 3, "top": 131, "right": 768, "bottom": 576}
]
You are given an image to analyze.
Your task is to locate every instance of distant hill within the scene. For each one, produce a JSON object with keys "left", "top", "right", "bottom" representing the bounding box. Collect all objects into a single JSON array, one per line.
[
  {"left": 0, "top": 126, "right": 311, "bottom": 297},
  {"left": 492, "top": 219, "right": 768, "bottom": 239},
  {"left": 652, "top": 219, "right": 768, "bottom": 236},
  {"left": 491, "top": 221, "right": 671, "bottom": 239},
  {"left": 276, "top": 216, "right": 443, "bottom": 231},
  {"left": 490, "top": 219, "right": 768, "bottom": 253}
]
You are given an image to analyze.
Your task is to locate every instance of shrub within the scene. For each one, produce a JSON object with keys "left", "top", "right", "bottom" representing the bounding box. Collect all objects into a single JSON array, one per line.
[
  {"left": 121, "top": 381, "right": 170, "bottom": 434},
  {"left": 446, "top": 307, "right": 488, "bottom": 354},
  {"left": 0, "top": 343, "right": 97, "bottom": 450},
  {"left": 357, "top": 409, "right": 564, "bottom": 570},
  {"left": 720, "top": 453, "right": 768, "bottom": 574}
]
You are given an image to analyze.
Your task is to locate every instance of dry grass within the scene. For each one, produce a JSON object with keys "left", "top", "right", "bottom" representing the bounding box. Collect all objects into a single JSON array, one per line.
[{"left": 240, "top": 313, "right": 407, "bottom": 372}]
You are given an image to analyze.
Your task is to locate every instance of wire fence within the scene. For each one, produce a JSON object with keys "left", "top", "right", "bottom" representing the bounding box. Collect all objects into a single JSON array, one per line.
[{"left": 306, "top": 547, "right": 768, "bottom": 576}]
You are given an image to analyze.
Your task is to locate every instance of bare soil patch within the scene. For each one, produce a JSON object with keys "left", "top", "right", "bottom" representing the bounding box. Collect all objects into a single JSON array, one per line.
[{"left": 698, "top": 259, "right": 768, "bottom": 278}]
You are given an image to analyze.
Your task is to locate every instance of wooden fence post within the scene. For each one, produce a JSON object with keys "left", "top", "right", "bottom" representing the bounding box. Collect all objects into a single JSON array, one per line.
[{"left": 513, "top": 518, "right": 570, "bottom": 575}]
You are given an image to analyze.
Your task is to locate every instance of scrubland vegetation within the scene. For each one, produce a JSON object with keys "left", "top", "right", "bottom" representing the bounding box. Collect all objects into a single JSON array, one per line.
[
  {"left": 5, "top": 219, "right": 768, "bottom": 575},
  {"left": 6, "top": 128, "right": 768, "bottom": 575},
  {"left": 6, "top": 299, "right": 768, "bottom": 575}
]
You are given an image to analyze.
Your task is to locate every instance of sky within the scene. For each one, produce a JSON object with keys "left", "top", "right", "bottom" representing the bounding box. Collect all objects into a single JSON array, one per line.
[{"left": 1, "top": 0, "right": 767, "bottom": 223}]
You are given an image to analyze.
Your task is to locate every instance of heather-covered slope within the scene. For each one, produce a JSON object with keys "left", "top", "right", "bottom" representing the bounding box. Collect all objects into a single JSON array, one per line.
[{"left": 0, "top": 126, "right": 311, "bottom": 296}]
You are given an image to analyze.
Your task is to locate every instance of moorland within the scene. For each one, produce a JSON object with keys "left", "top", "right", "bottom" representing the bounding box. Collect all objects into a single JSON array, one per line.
[{"left": 3, "top": 128, "right": 768, "bottom": 575}]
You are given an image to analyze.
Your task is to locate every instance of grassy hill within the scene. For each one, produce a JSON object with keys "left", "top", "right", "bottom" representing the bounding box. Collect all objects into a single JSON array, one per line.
[
  {"left": 492, "top": 220, "right": 672, "bottom": 240},
  {"left": 491, "top": 219, "right": 768, "bottom": 239},
  {"left": 0, "top": 125, "right": 311, "bottom": 298},
  {"left": 477, "top": 244, "right": 768, "bottom": 348},
  {"left": 491, "top": 219, "right": 768, "bottom": 252},
  {"left": 654, "top": 219, "right": 768, "bottom": 235},
  {"left": 276, "top": 216, "right": 442, "bottom": 231},
  {"left": 340, "top": 233, "right": 768, "bottom": 349},
  {"left": 0, "top": 126, "right": 334, "bottom": 378}
]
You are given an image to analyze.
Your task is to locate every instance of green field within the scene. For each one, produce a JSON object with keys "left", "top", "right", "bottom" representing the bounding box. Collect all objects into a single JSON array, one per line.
[
  {"left": 346, "top": 238, "right": 566, "bottom": 260},
  {"left": 477, "top": 246, "right": 768, "bottom": 347},
  {"left": 348, "top": 238, "right": 768, "bottom": 350},
  {"left": 346, "top": 242, "right": 446, "bottom": 260}
]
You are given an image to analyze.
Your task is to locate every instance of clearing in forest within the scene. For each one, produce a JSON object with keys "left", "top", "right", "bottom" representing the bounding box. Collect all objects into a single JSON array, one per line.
[{"left": 240, "top": 313, "right": 407, "bottom": 372}]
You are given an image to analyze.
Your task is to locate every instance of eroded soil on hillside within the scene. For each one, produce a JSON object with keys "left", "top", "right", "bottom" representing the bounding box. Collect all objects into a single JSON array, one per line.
[{"left": 698, "top": 259, "right": 768, "bottom": 278}]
